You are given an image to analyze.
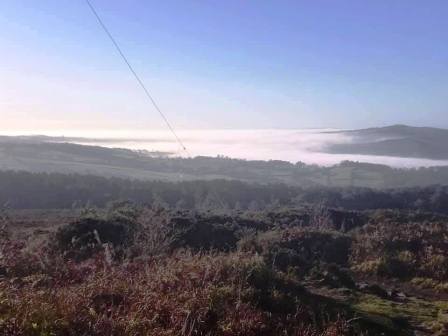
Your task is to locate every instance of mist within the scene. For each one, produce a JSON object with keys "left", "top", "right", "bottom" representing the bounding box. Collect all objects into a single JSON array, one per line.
[{"left": 4, "top": 128, "right": 448, "bottom": 168}]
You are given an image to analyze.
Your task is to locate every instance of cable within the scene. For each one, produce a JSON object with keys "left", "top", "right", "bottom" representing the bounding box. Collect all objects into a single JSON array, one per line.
[
  {"left": 85, "top": 0, "right": 189, "bottom": 154},
  {"left": 85, "top": 0, "right": 227, "bottom": 209}
]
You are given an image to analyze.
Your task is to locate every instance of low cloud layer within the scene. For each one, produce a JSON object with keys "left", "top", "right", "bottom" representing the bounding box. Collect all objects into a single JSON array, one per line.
[{"left": 45, "top": 129, "right": 447, "bottom": 168}]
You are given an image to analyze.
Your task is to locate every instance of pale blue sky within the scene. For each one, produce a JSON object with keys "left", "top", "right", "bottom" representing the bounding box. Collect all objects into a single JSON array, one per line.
[{"left": 1, "top": 0, "right": 447, "bottom": 131}]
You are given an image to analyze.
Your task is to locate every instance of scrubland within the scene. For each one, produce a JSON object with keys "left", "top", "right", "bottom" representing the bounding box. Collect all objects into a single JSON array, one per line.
[{"left": 2, "top": 201, "right": 448, "bottom": 335}]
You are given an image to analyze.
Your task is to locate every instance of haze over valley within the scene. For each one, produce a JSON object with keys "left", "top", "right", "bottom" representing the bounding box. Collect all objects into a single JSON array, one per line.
[
  {"left": 3, "top": 125, "right": 448, "bottom": 169},
  {"left": 2, "top": 125, "right": 448, "bottom": 188}
]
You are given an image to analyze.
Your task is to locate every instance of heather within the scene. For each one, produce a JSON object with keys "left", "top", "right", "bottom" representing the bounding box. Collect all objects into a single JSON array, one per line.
[{"left": 2, "top": 202, "right": 448, "bottom": 335}]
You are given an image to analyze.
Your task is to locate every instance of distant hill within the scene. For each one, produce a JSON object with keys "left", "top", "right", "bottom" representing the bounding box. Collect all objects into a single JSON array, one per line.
[
  {"left": 1, "top": 134, "right": 448, "bottom": 188},
  {"left": 324, "top": 125, "right": 448, "bottom": 160}
]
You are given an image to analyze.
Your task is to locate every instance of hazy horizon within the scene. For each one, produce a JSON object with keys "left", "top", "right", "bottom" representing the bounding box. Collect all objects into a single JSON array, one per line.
[
  {"left": 2, "top": 1, "right": 448, "bottom": 167},
  {"left": 2, "top": 127, "right": 448, "bottom": 168}
]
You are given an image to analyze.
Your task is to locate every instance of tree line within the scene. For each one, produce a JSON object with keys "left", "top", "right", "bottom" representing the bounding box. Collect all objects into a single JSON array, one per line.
[{"left": 1, "top": 170, "right": 448, "bottom": 213}]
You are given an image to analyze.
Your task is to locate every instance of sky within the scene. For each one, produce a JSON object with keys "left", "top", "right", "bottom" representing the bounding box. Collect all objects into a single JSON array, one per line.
[{"left": 1, "top": 0, "right": 447, "bottom": 132}]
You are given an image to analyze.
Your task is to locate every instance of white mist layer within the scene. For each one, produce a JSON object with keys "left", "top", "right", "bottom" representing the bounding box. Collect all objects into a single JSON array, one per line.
[{"left": 2, "top": 129, "right": 448, "bottom": 168}]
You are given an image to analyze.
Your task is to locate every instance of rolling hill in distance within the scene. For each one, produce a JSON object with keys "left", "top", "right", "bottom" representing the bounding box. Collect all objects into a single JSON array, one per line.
[
  {"left": 1, "top": 125, "right": 448, "bottom": 188},
  {"left": 324, "top": 124, "right": 448, "bottom": 160}
]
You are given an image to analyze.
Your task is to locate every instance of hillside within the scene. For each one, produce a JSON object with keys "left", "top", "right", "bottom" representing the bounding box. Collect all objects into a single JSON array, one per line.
[
  {"left": 2, "top": 135, "right": 448, "bottom": 188},
  {"left": 324, "top": 125, "right": 448, "bottom": 160}
]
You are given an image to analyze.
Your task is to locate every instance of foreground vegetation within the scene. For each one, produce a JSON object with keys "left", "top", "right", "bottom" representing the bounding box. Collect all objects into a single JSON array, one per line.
[{"left": 2, "top": 199, "right": 448, "bottom": 335}]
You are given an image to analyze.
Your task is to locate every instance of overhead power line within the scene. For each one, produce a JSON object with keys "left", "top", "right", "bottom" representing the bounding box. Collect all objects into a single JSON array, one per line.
[
  {"left": 85, "top": 0, "right": 188, "bottom": 153},
  {"left": 85, "top": 0, "right": 227, "bottom": 209}
]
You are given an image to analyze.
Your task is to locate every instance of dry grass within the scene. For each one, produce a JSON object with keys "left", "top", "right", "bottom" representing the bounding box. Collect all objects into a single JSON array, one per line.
[{"left": 0, "top": 233, "right": 351, "bottom": 336}]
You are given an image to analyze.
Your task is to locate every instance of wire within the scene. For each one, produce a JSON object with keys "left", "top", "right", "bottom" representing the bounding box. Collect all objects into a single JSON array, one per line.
[
  {"left": 85, "top": 0, "right": 189, "bottom": 154},
  {"left": 85, "top": 0, "right": 227, "bottom": 209}
]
